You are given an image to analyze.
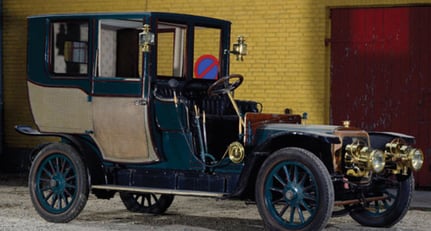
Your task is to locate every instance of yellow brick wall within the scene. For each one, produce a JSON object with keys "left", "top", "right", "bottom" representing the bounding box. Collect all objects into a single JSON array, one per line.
[
  {"left": 3, "top": 0, "right": 430, "bottom": 147},
  {"left": 157, "top": 33, "right": 175, "bottom": 76}
]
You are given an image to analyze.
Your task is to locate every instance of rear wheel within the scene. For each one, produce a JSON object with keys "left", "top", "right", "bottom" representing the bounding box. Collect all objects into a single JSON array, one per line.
[
  {"left": 255, "top": 147, "right": 334, "bottom": 230},
  {"left": 349, "top": 174, "right": 414, "bottom": 227},
  {"left": 119, "top": 192, "right": 174, "bottom": 214},
  {"left": 29, "top": 143, "right": 89, "bottom": 223}
]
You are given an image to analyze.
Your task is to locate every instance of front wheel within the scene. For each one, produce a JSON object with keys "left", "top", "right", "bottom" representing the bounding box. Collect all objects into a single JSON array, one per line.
[
  {"left": 119, "top": 192, "right": 174, "bottom": 214},
  {"left": 28, "top": 143, "right": 89, "bottom": 223},
  {"left": 255, "top": 147, "right": 334, "bottom": 231},
  {"left": 349, "top": 174, "right": 414, "bottom": 227}
]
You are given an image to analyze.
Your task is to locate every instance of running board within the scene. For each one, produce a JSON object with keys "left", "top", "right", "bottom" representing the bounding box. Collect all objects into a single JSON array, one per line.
[{"left": 92, "top": 184, "right": 227, "bottom": 198}]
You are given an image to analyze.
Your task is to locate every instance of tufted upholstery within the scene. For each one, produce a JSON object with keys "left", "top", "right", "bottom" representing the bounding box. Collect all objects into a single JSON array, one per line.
[{"left": 154, "top": 84, "right": 259, "bottom": 116}]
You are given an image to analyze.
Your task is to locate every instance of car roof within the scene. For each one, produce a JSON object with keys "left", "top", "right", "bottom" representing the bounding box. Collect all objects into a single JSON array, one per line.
[{"left": 27, "top": 12, "right": 231, "bottom": 26}]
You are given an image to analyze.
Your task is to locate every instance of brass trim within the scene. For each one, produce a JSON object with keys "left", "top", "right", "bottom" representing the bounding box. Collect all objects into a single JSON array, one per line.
[{"left": 228, "top": 141, "right": 245, "bottom": 163}]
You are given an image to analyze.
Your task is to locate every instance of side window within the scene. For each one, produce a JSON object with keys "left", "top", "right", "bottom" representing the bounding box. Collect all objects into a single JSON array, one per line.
[
  {"left": 193, "top": 27, "right": 221, "bottom": 80},
  {"left": 98, "top": 19, "right": 142, "bottom": 78},
  {"left": 51, "top": 21, "right": 89, "bottom": 75},
  {"left": 157, "top": 22, "right": 187, "bottom": 78}
]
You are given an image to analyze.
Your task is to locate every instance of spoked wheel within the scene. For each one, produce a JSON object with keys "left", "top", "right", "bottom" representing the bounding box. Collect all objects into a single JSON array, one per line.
[
  {"left": 349, "top": 174, "right": 414, "bottom": 227},
  {"left": 29, "top": 143, "right": 89, "bottom": 223},
  {"left": 255, "top": 147, "right": 334, "bottom": 231},
  {"left": 119, "top": 192, "right": 174, "bottom": 214}
]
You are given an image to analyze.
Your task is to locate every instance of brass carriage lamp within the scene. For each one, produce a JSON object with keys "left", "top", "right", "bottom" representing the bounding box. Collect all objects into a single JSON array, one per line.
[
  {"left": 139, "top": 24, "right": 155, "bottom": 52},
  {"left": 232, "top": 35, "right": 247, "bottom": 61}
]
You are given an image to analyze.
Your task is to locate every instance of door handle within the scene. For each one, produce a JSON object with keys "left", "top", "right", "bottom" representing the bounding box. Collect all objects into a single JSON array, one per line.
[{"left": 135, "top": 99, "right": 147, "bottom": 106}]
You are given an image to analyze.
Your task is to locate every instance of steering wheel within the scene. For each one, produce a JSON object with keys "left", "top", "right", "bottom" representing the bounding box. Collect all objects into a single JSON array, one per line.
[{"left": 207, "top": 74, "right": 244, "bottom": 96}]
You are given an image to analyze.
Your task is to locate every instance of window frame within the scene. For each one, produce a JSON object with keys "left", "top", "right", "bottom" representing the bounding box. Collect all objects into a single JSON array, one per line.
[
  {"left": 96, "top": 18, "right": 143, "bottom": 80},
  {"left": 192, "top": 25, "right": 223, "bottom": 80},
  {"left": 155, "top": 21, "right": 188, "bottom": 79},
  {"left": 48, "top": 20, "right": 90, "bottom": 78}
]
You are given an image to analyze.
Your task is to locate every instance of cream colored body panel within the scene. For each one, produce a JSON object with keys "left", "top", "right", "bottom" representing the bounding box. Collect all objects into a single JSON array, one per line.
[
  {"left": 28, "top": 81, "right": 93, "bottom": 133},
  {"left": 27, "top": 81, "right": 157, "bottom": 163},
  {"left": 91, "top": 97, "right": 158, "bottom": 163}
]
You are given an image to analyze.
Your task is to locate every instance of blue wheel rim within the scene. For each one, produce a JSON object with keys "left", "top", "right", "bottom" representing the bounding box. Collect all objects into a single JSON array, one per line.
[
  {"left": 264, "top": 161, "right": 319, "bottom": 229},
  {"left": 35, "top": 154, "right": 78, "bottom": 214},
  {"left": 364, "top": 187, "right": 398, "bottom": 216}
]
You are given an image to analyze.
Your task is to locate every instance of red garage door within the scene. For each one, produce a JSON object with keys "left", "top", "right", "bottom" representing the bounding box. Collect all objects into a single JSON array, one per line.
[{"left": 330, "top": 7, "right": 431, "bottom": 188}]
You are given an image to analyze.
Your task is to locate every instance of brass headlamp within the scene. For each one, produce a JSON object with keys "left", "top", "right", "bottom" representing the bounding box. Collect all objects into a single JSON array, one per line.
[
  {"left": 385, "top": 139, "right": 424, "bottom": 174},
  {"left": 345, "top": 142, "right": 386, "bottom": 177}
]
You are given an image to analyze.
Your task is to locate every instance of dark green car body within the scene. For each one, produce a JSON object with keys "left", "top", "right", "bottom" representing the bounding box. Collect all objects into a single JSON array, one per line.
[{"left": 17, "top": 12, "right": 424, "bottom": 230}]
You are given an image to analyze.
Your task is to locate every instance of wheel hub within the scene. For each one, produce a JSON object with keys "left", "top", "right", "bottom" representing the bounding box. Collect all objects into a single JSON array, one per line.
[
  {"left": 49, "top": 179, "right": 57, "bottom": 187},
  {"left": 285, "top": 188, "right": 297, "bottom": 200},
  {"left": 284, "top": 185, "right": 303, "bottom": 204},
  {"left": 51, "top": 174, "right": 66, "bottom": 192}
]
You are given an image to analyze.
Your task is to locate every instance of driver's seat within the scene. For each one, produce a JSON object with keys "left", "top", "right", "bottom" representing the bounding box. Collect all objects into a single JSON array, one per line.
[
  {"left": 201, "top": 95, "right": 230, "bottom": 116},
  {"left": 198, "top": 94, "right": 260, "bottom": 157},
  {"left": 201, "top": 94, "right": 260, "bottom": 117}
]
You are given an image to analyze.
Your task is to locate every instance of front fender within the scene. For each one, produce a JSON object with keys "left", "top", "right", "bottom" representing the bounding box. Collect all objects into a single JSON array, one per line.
[
  {"left": 368, "top": 131, "right": 415, "bottom": 150},
  {"left": 253, "top": 130, "right": 340, "bottom": 153},
  {"left": 231, "top": 131, "right": 340, "bottom": 199}
]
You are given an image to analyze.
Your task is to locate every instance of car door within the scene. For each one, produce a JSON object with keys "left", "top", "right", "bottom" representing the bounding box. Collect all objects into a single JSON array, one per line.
[{"left": 90, "top": 18, "right": 157, "bottom": 163}]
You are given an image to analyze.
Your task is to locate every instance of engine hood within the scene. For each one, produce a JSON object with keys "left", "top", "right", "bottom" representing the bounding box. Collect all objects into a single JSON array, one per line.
[
  {"left": 253, "top": 123, "right": 343, "bottom": 145},
  {"left": 261, "top": 124, "right": 340, "bottom": 133}
]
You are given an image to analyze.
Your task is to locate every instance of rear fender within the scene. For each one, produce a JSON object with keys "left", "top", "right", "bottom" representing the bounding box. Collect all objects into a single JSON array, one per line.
[{"left": 15, "top": 125, "right": 108, "bottom": 186}]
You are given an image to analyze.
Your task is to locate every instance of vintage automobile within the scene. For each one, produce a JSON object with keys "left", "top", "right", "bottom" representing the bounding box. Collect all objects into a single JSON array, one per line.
[{"left": 16, "top": 12, "right": 424, "bottom": 230}]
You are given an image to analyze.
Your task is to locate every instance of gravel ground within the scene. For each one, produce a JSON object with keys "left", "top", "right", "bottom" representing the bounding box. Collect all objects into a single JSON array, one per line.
[{"left": 0, "top": 176, "right": 430, "bottom": 231}]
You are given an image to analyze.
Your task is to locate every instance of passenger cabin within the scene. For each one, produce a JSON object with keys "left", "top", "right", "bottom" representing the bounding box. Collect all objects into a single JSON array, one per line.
[{"left": 26, "top": 12, "right": 268, "bottom": 165}]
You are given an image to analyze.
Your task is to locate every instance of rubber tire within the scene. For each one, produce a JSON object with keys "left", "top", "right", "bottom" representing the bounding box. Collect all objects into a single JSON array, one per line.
[
  {"left": 29, "top": 143, "right": 89, "bottom": 223},
  {"left": 349, "top": 174, "right": 414, "bottom": 227},
  {"left": 255, "top": 147, "right": 334, "bottom": 231},
  {"left": 119, "top": 192, "right": 174, "bottom": 214}
]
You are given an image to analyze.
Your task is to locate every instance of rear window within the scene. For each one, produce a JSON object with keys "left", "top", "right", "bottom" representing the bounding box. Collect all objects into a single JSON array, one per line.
[{"left": 50, "top": 21, "right": 89, "bottom": 76}]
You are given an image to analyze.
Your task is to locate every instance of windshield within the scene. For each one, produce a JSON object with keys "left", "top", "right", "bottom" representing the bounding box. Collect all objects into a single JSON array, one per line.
[{"left": 156, "top": 21, "right": 222, "bottom": 80}]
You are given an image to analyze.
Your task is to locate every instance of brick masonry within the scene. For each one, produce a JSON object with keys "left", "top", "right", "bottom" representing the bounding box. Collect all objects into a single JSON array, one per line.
[{"left": 2, "top": 0, "right": 428, "bottom": 148}]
